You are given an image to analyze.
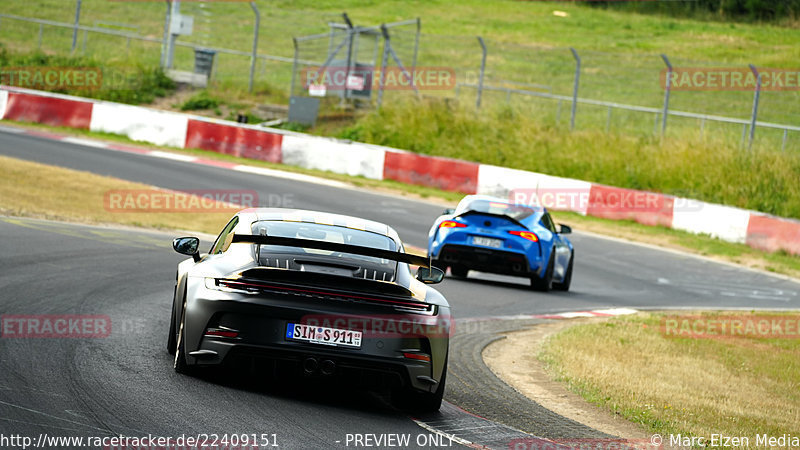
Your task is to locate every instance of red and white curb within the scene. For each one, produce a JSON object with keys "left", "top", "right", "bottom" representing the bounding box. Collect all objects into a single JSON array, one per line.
[
  {"left": 458, "top": 308, "right": 639, "bottom": 324},
  {"left": 2, "top": 85, "right": 799, "bottom": 257},
  {"left": 0, "top": 124, "right": 352, "bottom": 190}
]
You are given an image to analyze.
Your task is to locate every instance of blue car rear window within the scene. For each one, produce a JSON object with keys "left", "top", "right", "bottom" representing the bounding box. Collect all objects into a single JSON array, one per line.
[{"left": 458, "top": 199, "right": 539, "bottom": 221}]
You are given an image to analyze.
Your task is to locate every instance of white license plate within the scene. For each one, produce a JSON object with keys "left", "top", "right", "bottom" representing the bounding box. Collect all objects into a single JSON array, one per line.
[
  {"left": 472, "top": 236, "right": 502, "bottom": 248},
  {"left": 286, "top": 323, "right": 362, "bottom": 348}
]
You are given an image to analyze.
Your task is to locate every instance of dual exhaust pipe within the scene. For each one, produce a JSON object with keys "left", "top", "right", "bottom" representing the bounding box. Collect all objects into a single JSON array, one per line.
[{"left": 303, "top": 357, "right": 336, "bottom": 376}]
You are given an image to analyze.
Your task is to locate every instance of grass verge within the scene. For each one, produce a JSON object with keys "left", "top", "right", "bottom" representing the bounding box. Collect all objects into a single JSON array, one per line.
[
  {"left": 0, "top": 154, "right": 233, "bottom": 235},
  {"left": 2, "top": 119, "right": 800, "bottom": 279},
  {"left": 336, "top": 99, "right": 800, "bottom": 220},
  {"left": 539, "top": 312, "right": 800, "bottom": 441}
]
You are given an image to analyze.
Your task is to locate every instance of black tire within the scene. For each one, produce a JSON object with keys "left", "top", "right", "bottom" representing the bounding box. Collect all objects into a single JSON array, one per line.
[
  {"left": 173, "top": 299, "right": 192, "bottom": 375},
  {"left": 531, "top": 250, "right": 555, "bottom": 292},
  {"left": 395, "top": 357, "right": 447, "bottom": 413},
  {"left": 167, "top": 287, "right": 178, "bottom": 355},
  {"left": 553, "top": 250, "right": 574, "bottom": 292},
  {"left": 450, "top": 265, "right": 468, "bottom": 278}
]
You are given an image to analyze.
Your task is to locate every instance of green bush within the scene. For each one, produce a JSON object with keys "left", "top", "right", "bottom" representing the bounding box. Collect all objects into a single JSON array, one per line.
[
  {"left": 0, "top": 49, "right": 175, "bottom": 105},
  {"left": 180, "top": 91, "right": 221, "bottom": 111}
]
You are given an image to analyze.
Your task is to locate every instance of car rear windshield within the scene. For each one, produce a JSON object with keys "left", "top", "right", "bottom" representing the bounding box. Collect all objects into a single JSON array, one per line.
[
  {"left": 458, "top": 199, "right": 539, "bottom": 222},
  {"left": 250, "top": 221, "right": 398, "bottom": 277}
]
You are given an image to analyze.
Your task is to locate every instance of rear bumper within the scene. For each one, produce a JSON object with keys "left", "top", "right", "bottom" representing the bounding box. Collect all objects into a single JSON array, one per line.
[
  {"left": 180, "top": 281, "right": 450, "bottom": 393},
  {"left": 434, "top": 244, "right": 542, "bottom": 276}
]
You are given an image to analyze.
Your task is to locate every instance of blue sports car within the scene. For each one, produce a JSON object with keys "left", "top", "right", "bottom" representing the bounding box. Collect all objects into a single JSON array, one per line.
[{"left": 427, "top": 195, "right": 574, "bottom": 291}]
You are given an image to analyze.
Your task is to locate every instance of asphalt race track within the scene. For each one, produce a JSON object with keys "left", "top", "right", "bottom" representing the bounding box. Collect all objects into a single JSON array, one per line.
[{"left": 1, "top": 127, "right": 800, "bottom": 448}]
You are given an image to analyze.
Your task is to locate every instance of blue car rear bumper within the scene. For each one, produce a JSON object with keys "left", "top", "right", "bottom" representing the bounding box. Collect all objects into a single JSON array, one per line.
[{"left": 430, "top": 231, "right": 544, "bottom": 277}]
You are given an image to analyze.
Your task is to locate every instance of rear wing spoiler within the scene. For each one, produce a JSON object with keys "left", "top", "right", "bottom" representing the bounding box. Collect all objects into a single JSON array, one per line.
[
  {"left": 457, "top": 210, "right": 530, "bottom": 229},
  {"left": 231, "top": 234, "right": 430, "bottom": 267}
]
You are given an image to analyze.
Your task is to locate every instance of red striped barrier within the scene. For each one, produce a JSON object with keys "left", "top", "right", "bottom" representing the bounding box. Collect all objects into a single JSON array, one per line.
[
  {"left": 185, "top": 119, "right": 282, "bottom": 163},
  {"left": 5, "top": 86, "right": 800, "bottom": 257},
  {"left": 383, "top": 151, "right": 479, "bottom": 194},
  {"left": 586, "top": 185, "right": 674, "bottom": 227},
  {"left": 4, "top": 92, "right": 92, "bottom": 129},
  {"left": 745, "top": 214, "right": 800, "bottom": 256}
]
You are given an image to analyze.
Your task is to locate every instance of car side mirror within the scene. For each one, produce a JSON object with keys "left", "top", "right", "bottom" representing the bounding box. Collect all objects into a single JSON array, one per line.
[
  {"left": 416, "top": 266, "right": 445, "bottom": 284},
  {"left": 443, "top": 208, "right": 455, "bottom": 215},
  {"left": 173, "top": 237, "right": 201, "bottom": 262},
  {"left": 558, "top": 224, "right": 572, "bottom": 235}
]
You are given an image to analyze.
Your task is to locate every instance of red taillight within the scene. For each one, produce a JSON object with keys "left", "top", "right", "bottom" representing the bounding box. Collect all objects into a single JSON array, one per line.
[
  {"left": 204, "top": 328, "right": 239, "bottom": 338},
  {"left": 403, "top": 352, "right": 431, "bottom": 362},
  {"left": 439, "top": 220, "right": 466, "bottom": 229},
  {"left": 508, "top": 230, "right": 539, "bottom": 242}
]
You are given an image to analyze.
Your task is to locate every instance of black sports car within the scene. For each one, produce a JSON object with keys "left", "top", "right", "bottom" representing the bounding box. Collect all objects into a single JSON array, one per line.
[{"left": 168, "top": 208, "right": 450, "bottom": 411}]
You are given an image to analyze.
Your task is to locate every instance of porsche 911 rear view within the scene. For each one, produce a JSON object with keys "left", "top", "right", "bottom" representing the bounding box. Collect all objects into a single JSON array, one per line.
[{"left": 168, "top": 208, "right": 450, "bottom": 412}]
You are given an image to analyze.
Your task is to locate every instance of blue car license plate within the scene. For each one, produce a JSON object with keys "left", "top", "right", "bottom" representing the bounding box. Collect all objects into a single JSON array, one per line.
[{"left": 472, "top": 236, "right": 502, "bottom": 248}]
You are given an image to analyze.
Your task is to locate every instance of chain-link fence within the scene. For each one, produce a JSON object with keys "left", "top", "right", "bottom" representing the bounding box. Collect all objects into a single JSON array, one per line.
[{"left": 0, "top": 1, "right": 797, "bottom": 151}]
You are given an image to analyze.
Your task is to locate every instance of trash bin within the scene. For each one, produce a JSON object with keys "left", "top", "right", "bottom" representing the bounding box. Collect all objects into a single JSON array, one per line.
[{"left": 193, "top": 48, "right": 216, "bottom": 77}]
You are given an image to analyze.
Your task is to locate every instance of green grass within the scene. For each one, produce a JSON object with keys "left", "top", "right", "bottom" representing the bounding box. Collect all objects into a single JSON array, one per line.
[
  {"left": 334, "top": 98, "right": 800, "bottom": 219},
  {"left": 2, "top": 0, "right": 799, "bottom": 123},
  {"left": 540, "top": 312, "right": 800, "bottom": 440},
  {"left": 0, "top": 48, "right": 175, "bottom": 104}
]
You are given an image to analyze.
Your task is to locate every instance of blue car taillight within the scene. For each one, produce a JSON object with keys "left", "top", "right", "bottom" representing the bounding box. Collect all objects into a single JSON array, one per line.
[
  {"left": 439, "top": 220, "right": 466, "bottom": 229},
  {"left": 508, "top": 230, "right": 539, "bottom": 242}
]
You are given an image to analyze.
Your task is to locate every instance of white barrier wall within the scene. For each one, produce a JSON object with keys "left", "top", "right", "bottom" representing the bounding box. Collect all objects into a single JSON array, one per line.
[
  {"left": 281, "top": 134, "right": 386, "bottom": 180},
  {"left": 672, "top": 199, "right": 751, "bottom": 243},
  {"left": 0, "top": 90, "right": 8, "bottom": 120},
  {"left": 477, "top": 164, "right": 592, "bottom": 215},
  {"left": 90, "top": 102, "right": 189, "bottom": 148}
]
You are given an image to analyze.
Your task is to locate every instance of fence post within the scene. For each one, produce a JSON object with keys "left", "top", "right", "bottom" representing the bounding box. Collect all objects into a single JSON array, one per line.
[
  {"left": 160, "top": 0, "right": 171, "bottom": 68},
  {"left": 377, "top": 25, "right": 390, "bottom": 108},
  {"left": 38, "top": 23, "right": 43, "bottom": 50},
  {"left": 71, "top": 0, "right": 82, "bottom": 54},
  {"left": 748, "top": 64, "right": 761, "bottom": 151},
  {"left": 660, "top": 54, "right": 672, "bottom": 136},
  {"left": 342, "top": 13, "right": 355, "bottom": 103},
  {"left": 782, "top": 129, "right": 788, "bottom": 152},
  {"left": 411, "top": 18, "right": 420, "bottom": 90},
  {"left": 248, "top": 1, "right": 260, "bottom": 93},
  {"left": 476, "top": 36, "right": 487, "bottom": 109},
  {"left": 166, "top": 0, "right": 181, "bottom": 69},
  {"left": 289, "top": 38, "right": 299, "bottom": 98},
  {"left": 741, "top": 124, "right": 747, "bottom": 147},
  {"left": 569, "top": 47, "right": 580, "bottom": 131},
  {"left": 555, "top": 99, "right": 562, "bottom": 125}
]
